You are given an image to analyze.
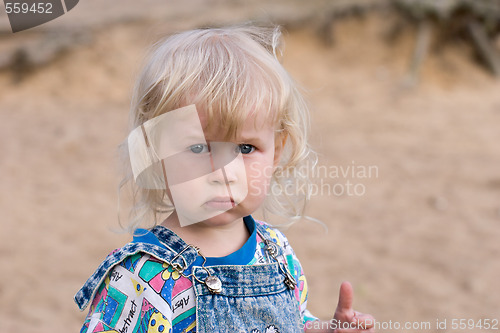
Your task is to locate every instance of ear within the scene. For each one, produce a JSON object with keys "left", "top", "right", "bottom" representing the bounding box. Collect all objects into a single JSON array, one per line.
[{"left": 273, "top": 133, "right": 288, "bottom": 167}]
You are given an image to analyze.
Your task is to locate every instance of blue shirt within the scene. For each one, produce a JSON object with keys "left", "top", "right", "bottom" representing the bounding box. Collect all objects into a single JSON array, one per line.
[{"left": 133, "top": 215, "right": 257, "bottom": 267}]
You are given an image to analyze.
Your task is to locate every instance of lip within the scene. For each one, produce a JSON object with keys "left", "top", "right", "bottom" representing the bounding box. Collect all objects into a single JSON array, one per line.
[{"left": 204, "top": 197, "right": 236, "bottom": 210}]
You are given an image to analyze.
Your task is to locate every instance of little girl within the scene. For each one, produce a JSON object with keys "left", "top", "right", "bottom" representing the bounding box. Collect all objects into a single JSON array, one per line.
[{"left": 75, "top": 25, "right": 374, "bottom": 333}]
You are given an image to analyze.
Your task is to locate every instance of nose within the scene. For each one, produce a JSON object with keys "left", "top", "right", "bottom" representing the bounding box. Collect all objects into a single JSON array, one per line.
[
  {"left": 206, "top": 142, "right": 242, "bottom": 185},
  {"left": 207, "top": 162, "right": 238, "bottom": 185}
]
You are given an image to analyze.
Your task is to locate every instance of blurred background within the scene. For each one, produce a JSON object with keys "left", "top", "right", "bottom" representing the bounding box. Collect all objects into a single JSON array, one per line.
[{"left": 1, "top": 0, "right": 499, "bottom": 332}]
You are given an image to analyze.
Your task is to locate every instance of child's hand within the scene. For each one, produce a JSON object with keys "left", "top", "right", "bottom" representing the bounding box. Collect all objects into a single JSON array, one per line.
[
  {"left": 305, "top": 281, "right": 375, "bottom": 332},
  {"left": 332, "top": 281, "right": 375, "bottom": 332}
]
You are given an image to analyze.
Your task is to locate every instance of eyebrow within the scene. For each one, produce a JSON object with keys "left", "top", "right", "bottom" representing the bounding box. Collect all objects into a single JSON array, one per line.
[
  {"left": 235, "top": 135, "right": 266, "bottom": 146},
  {"left": 203, "top": 134, "right": 264, "bottom": 145}
]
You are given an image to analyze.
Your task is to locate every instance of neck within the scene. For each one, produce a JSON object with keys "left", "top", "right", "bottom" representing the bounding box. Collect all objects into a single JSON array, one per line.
[{"left": 161, "top": 211, "right": 250, "bottom": 257}]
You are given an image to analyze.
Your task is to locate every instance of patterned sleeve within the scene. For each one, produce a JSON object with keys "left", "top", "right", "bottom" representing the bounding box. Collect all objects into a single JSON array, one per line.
[
  {"left": 263, "top": 226, "right": 319, "bottom": 326},
  {"left": 79, "top": 252, "right": 195, "bottom": 333},
  {"left": 79, "top": 266, "right": 165, "bottom": 333}
]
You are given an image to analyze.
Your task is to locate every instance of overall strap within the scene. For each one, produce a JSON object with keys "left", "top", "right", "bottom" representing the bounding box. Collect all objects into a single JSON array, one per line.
[
  {"left": 254, "top": 221, "right": 297, "bottom": 290},
  {"left": 74, "top": 226, "right": 200, "bottom": 311},
  {"left": 147, "top": 225, "right": 200, "bottom": 273}
]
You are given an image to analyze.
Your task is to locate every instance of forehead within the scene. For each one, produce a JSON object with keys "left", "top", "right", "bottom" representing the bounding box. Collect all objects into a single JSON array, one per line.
[{"left": 195, "top": 104, "right": 277, "bottom": 140}]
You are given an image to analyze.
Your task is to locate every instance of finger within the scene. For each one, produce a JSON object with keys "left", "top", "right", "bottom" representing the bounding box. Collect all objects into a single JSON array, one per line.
[{"left": 337, "top": 281, "right": 354, "bottom": 312}]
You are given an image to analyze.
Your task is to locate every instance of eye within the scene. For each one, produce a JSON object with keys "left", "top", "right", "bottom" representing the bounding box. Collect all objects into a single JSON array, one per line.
[
  {"left": 238, "top": 144, "right": 255, "bottom": 154},
  {"left": 189, "top": 144, "right": 209, "bottom": 154}
]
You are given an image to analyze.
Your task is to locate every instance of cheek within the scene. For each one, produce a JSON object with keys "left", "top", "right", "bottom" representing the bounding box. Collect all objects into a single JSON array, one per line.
[
  {"left": 168, "top": 178, "right": 205, "bottom": 206},
  {"left": 245, "top": 158, "right": 275, "bottom": 196}
]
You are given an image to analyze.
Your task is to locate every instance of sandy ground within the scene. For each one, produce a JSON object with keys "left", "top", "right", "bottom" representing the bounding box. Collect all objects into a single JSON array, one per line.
[{"left": 1, "top": 2, "right": 499, "bottom": 332}]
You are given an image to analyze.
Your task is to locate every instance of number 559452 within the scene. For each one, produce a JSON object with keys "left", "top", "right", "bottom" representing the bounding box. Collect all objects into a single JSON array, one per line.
[{"left": 4, "top": 2, "right": 53, "bottom": 14}]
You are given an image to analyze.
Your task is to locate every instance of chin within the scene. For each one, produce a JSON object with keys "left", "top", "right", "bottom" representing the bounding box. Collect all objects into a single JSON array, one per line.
[{"left": 199, "top": 208, "right": 246, "bottom": 227}]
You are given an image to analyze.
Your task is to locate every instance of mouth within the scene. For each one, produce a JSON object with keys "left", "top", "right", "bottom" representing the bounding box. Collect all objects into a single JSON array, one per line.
[{"left": 204, "top": 197, "right": 237, "bottom": 210}]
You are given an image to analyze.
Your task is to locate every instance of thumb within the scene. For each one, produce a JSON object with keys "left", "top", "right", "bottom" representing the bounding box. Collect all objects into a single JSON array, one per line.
[{"left": 336, "top": 281, "right": 354, "bottom": 314}]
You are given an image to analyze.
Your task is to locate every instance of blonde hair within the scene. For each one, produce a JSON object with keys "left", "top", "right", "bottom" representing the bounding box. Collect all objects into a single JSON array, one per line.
[{"left": 119, "top": 25, "right": 317, "bottom": 233}]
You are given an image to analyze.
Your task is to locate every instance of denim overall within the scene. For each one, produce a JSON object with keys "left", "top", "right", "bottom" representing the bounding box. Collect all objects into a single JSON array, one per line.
[{"left": 75, "top": 220, "right": 303, "bottom": 333}]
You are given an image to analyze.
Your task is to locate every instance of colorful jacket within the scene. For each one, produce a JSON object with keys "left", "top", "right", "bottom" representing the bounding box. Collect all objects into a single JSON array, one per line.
[{"left": 75, "top": 217, "right": 317, "bottom": 332}]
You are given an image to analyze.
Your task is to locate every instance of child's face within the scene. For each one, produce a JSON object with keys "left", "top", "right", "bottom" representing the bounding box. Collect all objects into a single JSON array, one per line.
[{"left": 159, "top": 105, "right": 281, "bottom": 227}]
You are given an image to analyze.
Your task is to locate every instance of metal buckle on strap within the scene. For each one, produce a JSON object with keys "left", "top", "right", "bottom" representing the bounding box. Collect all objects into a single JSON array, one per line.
[
  {"left": 264, "top": 240, "right": 297, "bottom": 290},
  {"left": 170, "top": 246, "right": 191, "bottom": 274},
  {"left": 173, "top": 245, "right": 222, "bottom": 294}
]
